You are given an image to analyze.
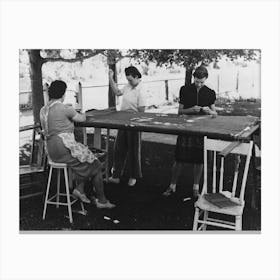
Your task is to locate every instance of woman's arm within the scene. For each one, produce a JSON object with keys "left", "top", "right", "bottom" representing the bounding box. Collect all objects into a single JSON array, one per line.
[
  {"left": 109, "top": 69, "right": 123, "bottom": 96},
  {"left": 178, "top": 104, "right": 202, "bottom": 115},
  {"left": 72, "top": 112, "right": 86, "bottom": 122},
  {"left": 65, "top": 104, "right": 86, "bottom": 122},
  {"left": 201, "top": 104, "right": 217, "bottom": 116}
]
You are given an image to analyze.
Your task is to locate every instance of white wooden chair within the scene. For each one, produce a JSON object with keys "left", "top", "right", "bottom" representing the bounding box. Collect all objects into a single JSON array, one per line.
[{"left": 193, "top": 136, "right": 253, "bottom": 231}]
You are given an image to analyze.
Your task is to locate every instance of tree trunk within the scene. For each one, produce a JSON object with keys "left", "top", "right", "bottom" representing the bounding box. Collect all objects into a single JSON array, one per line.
[
  {"left": 28, "top": 50, "right": 44, "bottom": 124},
  {"left": 185, "top": 66, "right": 193, "bottom": 86},
  {"left": 107, "top": 50, "right": 117, "bottom": 108}
]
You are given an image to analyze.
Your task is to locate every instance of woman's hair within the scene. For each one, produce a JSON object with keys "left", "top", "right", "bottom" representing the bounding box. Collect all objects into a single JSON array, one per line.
[
  {"left": 193, "top": 66, "right": 208, "bottom": 79},
  {"left": 48, "top": 80, "right": 67, "bottom": 99},
  {"left": 125, "top": 66, "right": 142, "bottom": 79}
]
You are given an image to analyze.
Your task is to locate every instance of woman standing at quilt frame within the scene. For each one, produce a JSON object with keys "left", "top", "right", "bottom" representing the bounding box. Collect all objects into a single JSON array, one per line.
[
  {"left": 163, "top": 66, "right": 217, "bottom": 198},
  {"left": 108, "top": 66, "right": 146, "bottom": 187}
]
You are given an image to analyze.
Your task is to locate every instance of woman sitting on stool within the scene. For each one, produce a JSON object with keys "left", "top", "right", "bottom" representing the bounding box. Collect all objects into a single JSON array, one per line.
[{"left": 40, "top": 80, "right": 115, "bottom": 209}]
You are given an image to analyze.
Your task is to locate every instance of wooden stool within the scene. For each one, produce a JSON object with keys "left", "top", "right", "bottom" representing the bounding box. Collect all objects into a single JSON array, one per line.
[{"left": 42, "top": 159, "right": 85, "bottom": 223}]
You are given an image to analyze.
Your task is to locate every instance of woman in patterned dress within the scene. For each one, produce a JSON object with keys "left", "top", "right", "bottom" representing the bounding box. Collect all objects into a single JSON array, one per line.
[{"left": 40, "top": 80, "right": 115, "bottom": 209}]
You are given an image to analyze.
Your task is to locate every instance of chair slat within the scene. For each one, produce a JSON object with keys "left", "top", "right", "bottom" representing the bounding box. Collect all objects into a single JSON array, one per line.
[
  {"left": 232, "top": 155, "right": 240, "bottom": 197},
  {"left": 219, "top": 157, "right": 224, "bottom": 192},
  {"left": 212, "top": 151, "right": 216, "bottom": 193}
]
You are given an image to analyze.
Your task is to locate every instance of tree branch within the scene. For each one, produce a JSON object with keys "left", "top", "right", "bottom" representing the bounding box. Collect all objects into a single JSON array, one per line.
[{"left": 43, "top": 50, "right": 105, "bottom": 64}]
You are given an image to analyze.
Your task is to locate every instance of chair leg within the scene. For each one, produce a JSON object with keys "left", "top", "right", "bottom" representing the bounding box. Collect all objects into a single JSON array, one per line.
[
  {"left": 64, "top": 167, "right": 73, "bottom": 223},
  {"left": 203, "top": 211, "right": 208, "bottom": 230},
  {"left": 193, "top": 208, "right": 200, "bottom": 230},
  {"left": 235, "top": 216, "right": 242, "bottom": 231},
  {"left": 56, "top": 169, "right": 61, "bottom": 208},
  {"left": 42, "top": 166, "right": 53, "bottom": 220}
]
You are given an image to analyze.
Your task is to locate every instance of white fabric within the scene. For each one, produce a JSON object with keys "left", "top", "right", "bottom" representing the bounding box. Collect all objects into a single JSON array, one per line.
[{"left": 120, "top": 82, "right": 146, "bottom": 112}]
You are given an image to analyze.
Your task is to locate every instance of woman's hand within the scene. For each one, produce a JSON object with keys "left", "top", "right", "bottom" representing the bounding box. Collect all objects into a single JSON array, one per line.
[
  {"left": 202, "top": 106, "right": 218, "bottom": 117},
  {"left": 202, "top": 106, "right": 211, "bottom": 114},
  {"left": 74, "top": 103, "right": 82, "bottom": 112},
  {"left": 192, "top": 105, "right": 202, "bottom": 113}
]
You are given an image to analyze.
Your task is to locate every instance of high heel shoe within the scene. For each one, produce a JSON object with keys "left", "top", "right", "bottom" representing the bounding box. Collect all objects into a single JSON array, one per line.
[
  {"left": 162, "top": 185, "right": 176, "bottom": 196},
  {"left": 72, "top": 189, "right": 91, "bottom": 204}
]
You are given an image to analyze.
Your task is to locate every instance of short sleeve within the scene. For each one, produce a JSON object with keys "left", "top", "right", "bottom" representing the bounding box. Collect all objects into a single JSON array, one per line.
[
  {"left": 64, "top": 104, "right": 77, "bottom": 119},
  {"left": 137, "top": 89, "right": 147, "bottom": 108},
  {"left": 210, "top": 89, "right": 216, "bottom": 105}
]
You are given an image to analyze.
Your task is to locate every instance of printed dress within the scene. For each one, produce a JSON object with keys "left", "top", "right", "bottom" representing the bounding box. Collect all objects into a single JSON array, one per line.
[{"left": 40, "top": 100, "right": 101, "bottom": 179}]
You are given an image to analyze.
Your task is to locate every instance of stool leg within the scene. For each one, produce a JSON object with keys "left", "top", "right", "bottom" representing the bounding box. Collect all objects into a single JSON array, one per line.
[
  {"left": 43, "top": 166, "right": 53, "bottom": 220},
  {"left": 56, "top": 169, "right": 61, "bottom": 208},
  {"left": 64, "top": 167, "right": 73, "bottom": 223}
]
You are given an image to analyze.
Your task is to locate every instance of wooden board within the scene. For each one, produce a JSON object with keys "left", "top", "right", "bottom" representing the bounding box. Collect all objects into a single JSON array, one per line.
[{"left": 78, "top": 109, "right": 260, "bottom": 141}]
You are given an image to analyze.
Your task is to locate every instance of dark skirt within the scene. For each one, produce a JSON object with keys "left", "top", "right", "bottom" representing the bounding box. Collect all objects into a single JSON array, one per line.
[
  {"left": 47, "top": 135, "right": 102, "bottom": 180},
  {"left": 175, "top": 135, "right": 204, "bottom": 164}
]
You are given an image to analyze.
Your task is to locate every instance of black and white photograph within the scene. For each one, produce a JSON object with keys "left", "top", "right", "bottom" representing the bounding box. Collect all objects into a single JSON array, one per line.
[
  {"left": 19, "top": 49, "right": 261, "bottom": 231},
  {"left": 1, "top": 0, "right": 280, "bottom": 280}
]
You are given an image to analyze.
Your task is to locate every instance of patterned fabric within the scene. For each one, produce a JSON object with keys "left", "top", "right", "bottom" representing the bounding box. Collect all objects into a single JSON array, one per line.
[
  {"left": 58, "top": 132, "right": 97, "bottom": 163},
  {"left": 40, "top": 100, "right": 97, "bottom": 164}
]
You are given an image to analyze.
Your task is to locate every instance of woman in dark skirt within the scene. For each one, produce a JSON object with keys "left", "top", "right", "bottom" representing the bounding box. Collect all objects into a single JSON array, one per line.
[
  {"left": 40, "top": 80, "right": 115, "bottom": 209},
  {"left": 163, "top": 66, "right": 217, "bottom": 197}
]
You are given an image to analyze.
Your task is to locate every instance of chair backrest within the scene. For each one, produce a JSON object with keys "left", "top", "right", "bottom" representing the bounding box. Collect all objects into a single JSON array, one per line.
[{"left": 202, "top": 136, "right": 253, "bottom": 203}]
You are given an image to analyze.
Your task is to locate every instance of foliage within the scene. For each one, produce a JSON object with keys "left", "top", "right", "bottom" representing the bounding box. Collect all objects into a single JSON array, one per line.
[{"left": 128, "top": 49, "right": 259, "bottom": 69}]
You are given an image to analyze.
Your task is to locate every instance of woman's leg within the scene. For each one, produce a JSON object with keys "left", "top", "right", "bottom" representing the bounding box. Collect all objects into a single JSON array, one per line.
[
  {"left": 193, "top": 163, "right": 203, "bottom": 184},
  {"left": 112, "top": 130, "right": 128, "bottom": 178},
  {"left": 75, "top": 181, "right": 85, "bottom": 193},
  {"left": 170, "top": 161, "right": 183, "bottom": 185},
  {"left": 93, "top": 171, "right": 107, "bottom": 204},
  {"left": 193, "top": 163, "right": 203, "bottom": 196},
  {"left": 127, "top": 131, "right": 142, "bottom": 179},
  {"left": 163, "top": 161, "right": 183, "bottom": 195}
]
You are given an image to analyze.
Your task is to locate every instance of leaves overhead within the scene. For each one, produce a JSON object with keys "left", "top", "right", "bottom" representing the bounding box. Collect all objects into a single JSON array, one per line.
[{"left": 128, "top": 49, "right": 259, "bottom": 69}]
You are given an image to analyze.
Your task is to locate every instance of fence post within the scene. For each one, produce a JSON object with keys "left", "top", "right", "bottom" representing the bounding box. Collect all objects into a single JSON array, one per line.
[
  {"left": 236, "top": 70, "right": 239, "bottom": 93},
  {"left": 77, "top": 81, "right": 83, "bottom": 109},
  {"left": 43, "top": 83, "right": 49, "bottom": 105},
  {"left": 165, "top": 80, "right": 169, "bottom": 101}
]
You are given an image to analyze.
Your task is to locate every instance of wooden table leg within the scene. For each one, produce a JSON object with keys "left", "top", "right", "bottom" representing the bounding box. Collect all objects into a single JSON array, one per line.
[{"left": 93, "top": 128, "right": 101, "bottom": 149}]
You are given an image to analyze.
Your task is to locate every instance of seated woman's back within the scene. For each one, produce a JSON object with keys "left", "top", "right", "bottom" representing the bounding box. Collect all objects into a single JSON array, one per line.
[{"left": 47, "top": 102, "right": 76, "bottom": 136}]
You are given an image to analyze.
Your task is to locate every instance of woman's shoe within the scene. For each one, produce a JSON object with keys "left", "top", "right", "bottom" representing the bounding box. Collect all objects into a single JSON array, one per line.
[
  {"left": 162, "top": 185, "right": 176, "bottom": 196},
  {"left": 128, "top": 178, "right": 137, "bottom": 186},
  {"left": 72, "top": 189, "right": 91, "bottom": 204},
  {"left": 95, "top": 199, "right": 116, "bottom": 209},
  {"left": 108, "top": 177, "right": 120, "bottom": 184}
]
